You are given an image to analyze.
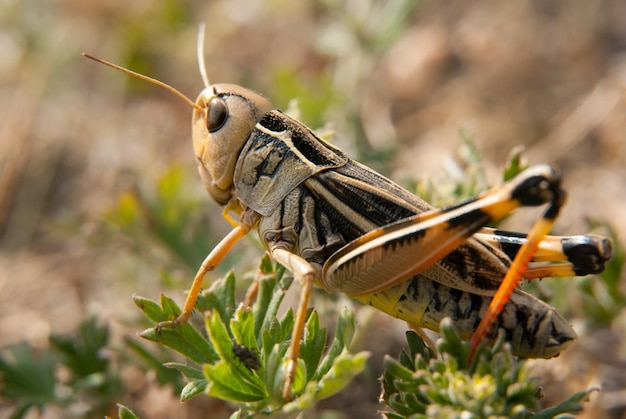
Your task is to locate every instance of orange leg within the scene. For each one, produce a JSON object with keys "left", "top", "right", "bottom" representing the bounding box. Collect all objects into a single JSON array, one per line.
[
  {"left": 468, "top": 189, "right": 565, "bottom": 361},
  {"left": 156, "top": 210, "right": 260, "bottom": 330}
]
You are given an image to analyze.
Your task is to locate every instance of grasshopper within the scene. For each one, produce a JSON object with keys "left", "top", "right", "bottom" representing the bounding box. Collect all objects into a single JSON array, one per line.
[{"left": 83, "top": 29, "right": 612, "bottom": 400}]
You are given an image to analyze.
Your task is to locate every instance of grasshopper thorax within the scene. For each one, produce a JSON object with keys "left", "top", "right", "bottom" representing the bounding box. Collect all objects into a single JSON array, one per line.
[{"left": 192, "top": 84, "right": 274, "bottom": 205}]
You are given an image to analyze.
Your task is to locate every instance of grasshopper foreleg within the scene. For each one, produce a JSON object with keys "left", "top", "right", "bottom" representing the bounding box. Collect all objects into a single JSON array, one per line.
[{"left": 155, "top": 209, "right": 260, "bottom": 331}]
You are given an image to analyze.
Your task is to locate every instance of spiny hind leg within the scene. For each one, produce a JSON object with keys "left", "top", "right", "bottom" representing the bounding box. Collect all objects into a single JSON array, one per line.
[{"left": 468, "top": 168, "right": 566, "bottom": 360}]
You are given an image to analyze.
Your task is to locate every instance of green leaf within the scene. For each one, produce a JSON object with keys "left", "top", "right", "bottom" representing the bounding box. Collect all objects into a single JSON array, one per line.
[
  {"left": 533, "top": 387, "right": 599, "bottom": 419},
  {"left": 314, "top": 351, "right": 369, "bottom": 400},
  {"left": 196, "top": 273, "right": 237, "bottom": 327},
  {"left": 164, "top": 362, "right": 204, "bottom": 381},
  {"left": 503, "top": 146, "right": 529, "bottom": 182},
  {"left": 253, "top": 266, "right": 290, "bottom": 341},
  {"left": 137, "top": 295, "right": 218, "bottom": 364},
  {"left": 314, "top": 307, "right": 355, "bottom": 381},
  {"left": 204, "top": 362, "right": 267, "bottom": 402},
  {"left": 117, "top": 403, "right": 140, "bottom": 419},
  {"left": 262, "top": 341, "right": 290, "bottom": 402},
  {"left": 231, "top": 305, "right": 257, "bottom": 351},
  {"left": 161, "top": 361, "right": 207, "bottom": 402},
  {"left": 405, "top": 330, "right": 437, "bottom": 364},
  {"left": 133, "top": 296, "right": 167, "bottom": 323},
  {"left": 383, "top": 355, "right": 417, "bottom": 382},
  {"left": 278, "top": 308, "right": 295, "bottom": 342},
  {"left": 180, "top": 379, "right": 209, "bottom": 402},
  {"left": 49, "top": 316, "right": 110, "bottom": 379},
  {"left": 0, "top": 343, "right": 58, "bottom": 410},
  {"left": 261, "top": 320, "right": 283, "bottom": 377},
  {"left": 206, "top": 311, "right": 265, "bottom": 391},
  {"left": 299, "top": 311, "right": 326, "bottom": 380}
]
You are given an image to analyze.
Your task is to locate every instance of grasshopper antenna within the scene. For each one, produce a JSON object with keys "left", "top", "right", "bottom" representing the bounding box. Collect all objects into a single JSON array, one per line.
[
  {"left": 197, "top": 23, "right": 211, "bottom": 88},
  {"left": 81, "top": 53, "right": 203, "bottom": 112}
]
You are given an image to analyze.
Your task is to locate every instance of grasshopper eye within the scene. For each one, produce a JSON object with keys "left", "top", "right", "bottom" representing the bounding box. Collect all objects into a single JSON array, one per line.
[{"left": 206, "top": 97, "right": 228, "bottom": 132}]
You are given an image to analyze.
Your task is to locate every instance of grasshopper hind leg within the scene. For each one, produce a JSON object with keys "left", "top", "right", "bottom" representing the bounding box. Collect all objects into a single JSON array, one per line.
[{"left": 469, "top": 171, "right": 566, "bottom": 360}]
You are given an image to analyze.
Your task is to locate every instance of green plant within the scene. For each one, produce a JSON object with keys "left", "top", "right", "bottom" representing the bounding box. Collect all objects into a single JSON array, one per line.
[
  {"left": 0, "top": 317, "right": 122, "bottom": 419},
  {"left": 112, "top": 403, "right": 140, "bottom": 419},
  {"left": 135, "top": 254, "right": 369, "bottom": 416},
  {"left": 412, "top": 132, "right": 514, "bottom": 207},
  {"left": 382, "top": 320, "right": 597, "bottom": 418},
  {"left": 105, "top": 147, "right": 607, "bottom": 417},
  {"left": 0, "top": 343, "right": 58, "bottom": 418}
]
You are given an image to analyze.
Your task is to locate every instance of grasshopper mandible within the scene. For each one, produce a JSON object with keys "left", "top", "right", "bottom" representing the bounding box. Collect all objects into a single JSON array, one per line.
[{"left": 83, "top": 27, "right": 612, "bottom": 400}]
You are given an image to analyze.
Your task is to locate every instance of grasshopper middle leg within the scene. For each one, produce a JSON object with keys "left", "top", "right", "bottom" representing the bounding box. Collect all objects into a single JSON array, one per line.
[{"left": 270, "top": 247, "right": 316, "bottom": 401}]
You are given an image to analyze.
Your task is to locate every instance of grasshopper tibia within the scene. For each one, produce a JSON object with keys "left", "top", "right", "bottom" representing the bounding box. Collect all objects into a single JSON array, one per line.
[{"left": 469, "top": 172, "right": 565, "bottom": 361}]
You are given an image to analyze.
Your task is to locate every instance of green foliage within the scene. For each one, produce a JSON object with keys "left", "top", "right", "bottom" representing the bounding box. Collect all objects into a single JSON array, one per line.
[
  {"left": 272, "top": 69, "right": 339, "bottom": 130},
  {"left": 502, "top": 146, "right": 530, "bottom": 182},
  {"left": 115, "top": 403, "right": 140, "bottom": 419},
  {"left": 0, "top": 343, "right": 58, "bottom": 418},
  {"left": 414, "top": 133, "right": 493, "bottom": 206},
  {"left": 135, "top": 255, "right": 369, "bottom": 416},
  {"left": 381, "top": 319, "right": 596, "bottom": 418},
  {"left": 48, "top": 316, "right": 122, "bottom": 410},
  {"left": 123, "top": 337, "right": 185, "bottom": 394},
  {"left": 102, "top": 164, "right": 217, "bottom": 273},
  {"left": 0, "top": 317, "right": 121, "bottom": 419},
  {"left": 413, "top": 135, "right": 531, "bottom": 208},
  {"left": 100, "top": 148, "right": 614, "bottom": 417},
  {"left": 103, "top": 153, "right": 613, "bottom": 417}
]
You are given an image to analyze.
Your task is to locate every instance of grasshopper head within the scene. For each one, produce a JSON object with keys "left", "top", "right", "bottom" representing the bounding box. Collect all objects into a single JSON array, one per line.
[
  {"left": 83, "top": 28, "right": 275, "bottom": 208},
  {"left": 192, "top": 84, "right": 274, "bottom": 205}
]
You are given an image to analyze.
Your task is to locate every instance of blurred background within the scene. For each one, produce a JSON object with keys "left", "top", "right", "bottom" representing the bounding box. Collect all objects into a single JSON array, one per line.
[{"left": 1, "top": 0, "right": 625, "bottom": 417}]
